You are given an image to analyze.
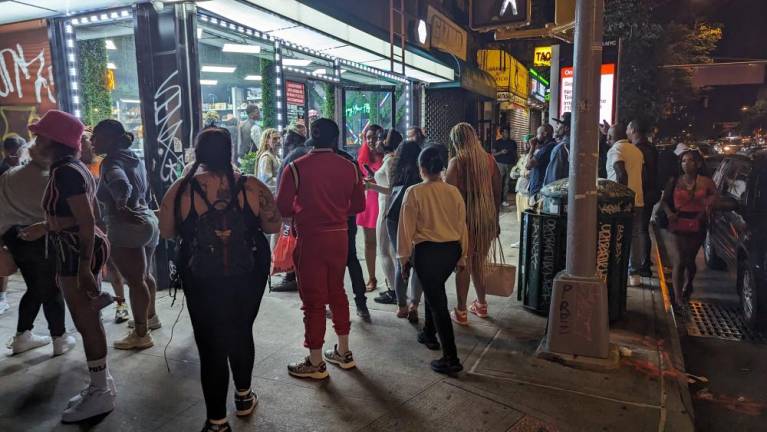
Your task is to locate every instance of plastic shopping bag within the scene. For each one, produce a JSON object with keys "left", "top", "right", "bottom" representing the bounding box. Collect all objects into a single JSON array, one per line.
[{"left": 271, "top": 222, "right": 297, "bottom": 275}]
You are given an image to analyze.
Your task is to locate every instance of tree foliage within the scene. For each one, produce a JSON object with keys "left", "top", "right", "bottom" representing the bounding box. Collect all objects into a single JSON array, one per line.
[{"left": 604, "top": 0, "right": 721, "bottom": 136}]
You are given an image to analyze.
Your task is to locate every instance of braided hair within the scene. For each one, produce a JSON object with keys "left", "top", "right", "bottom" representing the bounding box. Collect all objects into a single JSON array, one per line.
[
  {"left": 173, "top": 127, "right": 237, "bottom": 224},
  {"left": 449, "top": 122, "right": 497, "bottom": 277}
]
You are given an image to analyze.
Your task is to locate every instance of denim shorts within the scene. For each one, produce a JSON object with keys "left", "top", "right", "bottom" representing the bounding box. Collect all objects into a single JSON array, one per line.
[{"left": 105, "top": 209, "right": 160, "bottom": 249}]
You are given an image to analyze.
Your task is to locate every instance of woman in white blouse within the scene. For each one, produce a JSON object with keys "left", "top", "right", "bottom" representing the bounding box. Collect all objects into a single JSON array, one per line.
[{"left": 397, "top": 145, "right": 468, "bottom": 375}]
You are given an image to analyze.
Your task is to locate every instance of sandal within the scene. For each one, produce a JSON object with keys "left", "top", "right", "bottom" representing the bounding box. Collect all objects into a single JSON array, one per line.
[
  {"left": 407, "top": 305, "right": 419, "bottom": 324},
  {"left": 451, "top": 308, "right": 469, "bottom": 326},
  {"left": 469, "top": 300, "right": 489, "bottom": 319},
  {"left": 396, "top": 307, "right": 409, "bottom": 319},
  {"left": 365, "top": 278, "right": 378, "bottom": 292}
]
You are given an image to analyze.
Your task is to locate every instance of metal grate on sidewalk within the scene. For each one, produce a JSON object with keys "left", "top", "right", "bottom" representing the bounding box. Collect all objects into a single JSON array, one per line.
[{"left": 685, "top": 301, "right": 767, "bottom": 343}]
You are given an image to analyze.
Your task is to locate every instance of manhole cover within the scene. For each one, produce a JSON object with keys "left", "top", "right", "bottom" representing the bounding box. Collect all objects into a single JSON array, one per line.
[{"left": 685, "top": 301, "right": 767, "bottom": 343}]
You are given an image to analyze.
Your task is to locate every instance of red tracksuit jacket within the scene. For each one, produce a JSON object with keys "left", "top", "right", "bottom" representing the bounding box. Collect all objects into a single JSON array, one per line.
[{"left": 275, "top": 148, "right": 366, "bottom": 235}]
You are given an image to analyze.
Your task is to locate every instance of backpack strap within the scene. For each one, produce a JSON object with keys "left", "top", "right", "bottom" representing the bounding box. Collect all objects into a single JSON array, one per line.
[{"left": 190, "top": 178, "right": 216, "bottom": 211}]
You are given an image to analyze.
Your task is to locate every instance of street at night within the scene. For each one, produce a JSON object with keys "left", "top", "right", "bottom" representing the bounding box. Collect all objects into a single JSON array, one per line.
[{"left": 1, "top": 0, "right": 766, "bottom": 431}]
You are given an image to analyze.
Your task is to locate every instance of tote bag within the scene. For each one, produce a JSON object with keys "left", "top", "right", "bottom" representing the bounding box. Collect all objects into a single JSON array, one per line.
[{"left": 484, "top": 239, "right": 516, "bottom": 297}]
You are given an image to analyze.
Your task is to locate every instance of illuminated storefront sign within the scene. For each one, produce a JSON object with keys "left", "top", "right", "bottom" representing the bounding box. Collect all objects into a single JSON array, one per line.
[
  {"left": 559, "top": 64, "right": 615, "bottom": 124},
  {"left": 534, "top": 46, "right": 552, "bottom": 67}
]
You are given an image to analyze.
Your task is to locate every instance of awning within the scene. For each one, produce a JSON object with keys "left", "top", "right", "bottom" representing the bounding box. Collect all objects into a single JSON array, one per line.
[{"left": 427, "top": 52, "right": 497, "bottom": 99}]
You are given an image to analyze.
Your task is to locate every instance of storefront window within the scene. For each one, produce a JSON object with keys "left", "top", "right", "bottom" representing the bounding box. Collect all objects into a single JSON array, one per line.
[
  {"left": 281, "top": 46, "right": 336, "bottom": 131},
  {"left": 343, "top": 89, "right": 393, "bottom": 152},
  {"left": 74, "top": 19, "right": 143, "bottom": 156},
  {"left": 197, "top": 19, "right": 276, "bottom": 161}
]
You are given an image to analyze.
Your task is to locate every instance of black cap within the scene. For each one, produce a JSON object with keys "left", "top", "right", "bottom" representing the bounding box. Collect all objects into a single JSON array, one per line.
[
  {"left": 305, "top": 118, "right": 339, "bottom": 148},
  {"left": 553, "top": 112, "right": 572, "bottom": 126}
]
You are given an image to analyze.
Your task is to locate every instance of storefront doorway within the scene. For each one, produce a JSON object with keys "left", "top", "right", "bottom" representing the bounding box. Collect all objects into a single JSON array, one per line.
[{"left": 342, "top": 87, "right": 394, "bottom": 154}]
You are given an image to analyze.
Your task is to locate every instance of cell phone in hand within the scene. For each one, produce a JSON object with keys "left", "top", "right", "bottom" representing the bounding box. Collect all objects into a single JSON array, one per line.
[{"left": 363, "top": 163, "right": 375, "bottom": 178}]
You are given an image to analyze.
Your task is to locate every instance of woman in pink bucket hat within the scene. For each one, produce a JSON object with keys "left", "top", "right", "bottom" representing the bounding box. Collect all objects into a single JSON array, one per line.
[{"left": 19, "top": 110, "right": 116, "bottom": 423}]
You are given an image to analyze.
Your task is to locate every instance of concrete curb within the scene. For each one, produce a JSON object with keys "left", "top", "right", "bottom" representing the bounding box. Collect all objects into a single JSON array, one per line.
[{"left": 650, "top": 223, "right": 696, "bottom": 430}]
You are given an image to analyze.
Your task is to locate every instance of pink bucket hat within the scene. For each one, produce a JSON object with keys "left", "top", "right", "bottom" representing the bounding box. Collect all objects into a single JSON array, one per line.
[{"left": 28, "top": 110, "right": 85, "bottom": 152}]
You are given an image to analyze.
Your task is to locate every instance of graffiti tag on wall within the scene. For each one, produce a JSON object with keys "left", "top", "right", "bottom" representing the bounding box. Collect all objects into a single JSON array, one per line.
[
  {"left": 0, "top": 43, "right": 56, "bottom": 105},
  {"left": 153, "top": 70, "right": 184, "bottom": 183}
]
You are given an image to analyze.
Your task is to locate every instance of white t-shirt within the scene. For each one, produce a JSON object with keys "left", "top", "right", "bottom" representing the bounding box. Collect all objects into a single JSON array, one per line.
[{"left": 606, "top": 140, "right": 645, "bottom": 207}]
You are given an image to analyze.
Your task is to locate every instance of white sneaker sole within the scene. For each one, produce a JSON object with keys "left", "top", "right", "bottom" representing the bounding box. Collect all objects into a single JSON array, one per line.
[
  {"left": 324, "top": 357, "right": 356, "bottom": 370},
  {"left": 113, "top": 339, "right": 154, "bottom": 350},
  {"left": 11, "top": 339, "right": 52, "bottom": 355},
  {"left": 287, "top": 369, "right": 329, "bottom": 380}
]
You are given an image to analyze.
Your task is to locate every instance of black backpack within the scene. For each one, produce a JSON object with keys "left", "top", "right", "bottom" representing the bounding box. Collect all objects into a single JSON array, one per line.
[{"left": 185, "top": 177, "right": 258, "bottom": 277}]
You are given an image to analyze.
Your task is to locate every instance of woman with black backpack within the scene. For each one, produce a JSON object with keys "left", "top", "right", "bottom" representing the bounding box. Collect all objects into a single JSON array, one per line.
[{"left": 159, "top": 128, "right": 281, "bottom": 432}]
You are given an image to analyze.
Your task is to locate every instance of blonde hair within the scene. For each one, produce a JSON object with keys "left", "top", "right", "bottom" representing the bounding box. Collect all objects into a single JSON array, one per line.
[
  {"left": 255, "top": 128, "right": 279, "bottom": 176},
  {"left": 449, "top": 122, "right": 497, "bottom": 275}
]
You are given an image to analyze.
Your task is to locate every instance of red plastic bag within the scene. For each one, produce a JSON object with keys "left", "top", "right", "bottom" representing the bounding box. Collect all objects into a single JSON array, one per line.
[{"left": 271, "top": 222, "right": 297, "bottom": 275}]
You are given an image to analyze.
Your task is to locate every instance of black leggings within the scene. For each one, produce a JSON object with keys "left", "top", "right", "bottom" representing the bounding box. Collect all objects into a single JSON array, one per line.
[
  {"left": 2, "top": 227, "right": 65, "bottom": 337},
  {"left": 413, "top": 241, "right": 461, "bottom": 360},
  {"left": 672, "top": 230, "right": 705, "bottom": 303},
  {"left": 183, "top": 270, "right": 267, "bottom": 420}
]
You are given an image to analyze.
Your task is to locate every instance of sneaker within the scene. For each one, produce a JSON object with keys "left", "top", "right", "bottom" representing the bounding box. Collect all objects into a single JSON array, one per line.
[
  {"left": 639, "top": 268, "right": 653, "bottom": 278},
  {"left": 200, "top": 421, "right": 231, "bottom": 432},
  {"left": 53, "top": 334, "right": 76, "bottom": 356},
  {"left": 469, "top": 300, "right": 489, "bottom": 318},
  {"left": 450, "top": 308, "right": 469, "bottom": 326},
  {"left": 628, "top": 275, "right": 642, "bottom": 287},
  {"left": 430, "top": 357, "right": 463, "bottom": 374},
  {"left": 7, "top": 330, "right": 51, "bottom": 355},
  {"left": 323, "top": 345, "right": 356, "bottom": 370},
  {"left": 0, "top": 300, "right": 9, "bottom": 315},
  {"left": 234, "top": 390, "right": 258, "bottom": 417},
  {"left": 510, "top": 242, "right": 520, "bottom": 248},
  {"left": 373, "top": 290, "right": 397, "bottom": 305},
  {"left": 114, "top": 303, "right": 129, "bottom": 323},
  {"left": 61, "top": 385, "right": 115, "bottom": 423},
  {"left": 67, "top": 377, "right": 116, "bottom": 409},
  {"left": 417, "top": 331, "right": 440, "bottom": 351},
  {"left": 127, "top": 314, "right": 162, "bottom": 330},
  {"left": 356, "top": 305, "right": 371, "bottom": 322},
  {"left": 271, "top": 277, "right": 298, "bottom": 292},
  {"left": 502, "top": 201, "right": 510, "bottom": 207},
  {"left": 287, "top": 356, "right": 329, "bottom": 380},
  {"left": 113, "top": 330, "right": 154, "bottom": 350}
]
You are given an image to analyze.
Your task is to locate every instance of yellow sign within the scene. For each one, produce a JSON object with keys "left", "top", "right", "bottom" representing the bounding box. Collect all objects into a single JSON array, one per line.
[
  {"left": 477, "top": 49, "right": 529, "bottom": 98},
  {"left": 534, "top": 46, "right": 552, "bottom": 67}
]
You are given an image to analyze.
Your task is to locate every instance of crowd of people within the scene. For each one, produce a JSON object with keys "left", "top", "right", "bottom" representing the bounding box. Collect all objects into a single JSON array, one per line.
[
  {"left": 502, "top": 112, "right": 720, "bottom": 308},
  {"left": 0, "top": 104, "right": 722, "bottom": 430},
  {"left": 0, "top": 110, "right": 504, "bottom": 431}
]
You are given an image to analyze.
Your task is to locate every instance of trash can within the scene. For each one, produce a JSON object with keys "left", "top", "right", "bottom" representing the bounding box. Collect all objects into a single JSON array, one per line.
[{"left": 517, "top": 179, "right": 635, "bottom": 321}]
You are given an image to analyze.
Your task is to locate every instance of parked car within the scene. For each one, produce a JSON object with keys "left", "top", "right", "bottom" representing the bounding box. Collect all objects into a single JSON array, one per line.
[{"left": 705, "top": 149, "right": 767, "bottom": 328}]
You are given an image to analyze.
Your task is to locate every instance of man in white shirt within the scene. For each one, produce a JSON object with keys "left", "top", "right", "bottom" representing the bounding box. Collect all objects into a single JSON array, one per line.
[{"left": 606, "top": 123, "right": 645, "bottom": 287}]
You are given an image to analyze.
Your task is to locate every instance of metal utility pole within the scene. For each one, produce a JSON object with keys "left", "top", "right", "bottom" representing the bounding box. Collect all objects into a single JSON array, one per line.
[{"left": 542, "top": 0, "right": 611, "bottom": 360}]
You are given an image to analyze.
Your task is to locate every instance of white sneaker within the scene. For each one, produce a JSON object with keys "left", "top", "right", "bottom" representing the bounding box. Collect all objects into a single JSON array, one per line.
[
  {"left": 628, "top": 275, "right": 642, "bottom": 287},
  {"left": 113, "top": 330, "right": 154, "bottom": 350},
  {"left": 502, "top": 201, "right": 510, "bottom": 207},
  {"left": 127, "top": 315, "right": 161, "bottom": 330},
  {"left": 0, "top": 300, "right": 9, "bottom": 315},
  {"left": 67, "top": 377, "right": 116, "bottom": 409},
  {"left": 61, "top": 385, "right": 115, "bottom": 423},
  {"left": 510, "top": 242, "right": 520, "bottom": 248},
  {"left": 53, "top": 334, "right": 76, "bottom": 356},
  {"left": 7, "top": 330, "right": 51, "bottom": 355}
]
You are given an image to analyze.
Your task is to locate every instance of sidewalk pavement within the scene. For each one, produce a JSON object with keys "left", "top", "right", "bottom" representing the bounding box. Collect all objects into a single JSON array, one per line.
[{"left": 0, "top": 206, "right": 693, "bottom": 431}]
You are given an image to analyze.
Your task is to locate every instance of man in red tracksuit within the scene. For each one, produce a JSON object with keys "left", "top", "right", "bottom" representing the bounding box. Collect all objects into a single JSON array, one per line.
[{"left": 276, "top": 118, "right": 366, "bottom": 379}]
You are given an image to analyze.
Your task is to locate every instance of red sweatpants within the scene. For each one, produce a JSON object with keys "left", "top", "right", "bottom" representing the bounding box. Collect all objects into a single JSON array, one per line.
[{"left": 294, "top": 229, "right": 350, "bottom": 349}]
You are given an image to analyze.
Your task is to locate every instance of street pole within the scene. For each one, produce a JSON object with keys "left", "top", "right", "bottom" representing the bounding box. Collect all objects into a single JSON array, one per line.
[
  {"left": 548, "top": 44, "right": 561, "bottom": 124},
  {"left": 542, "top": 0, "right": 611, "bottom": 360}
]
